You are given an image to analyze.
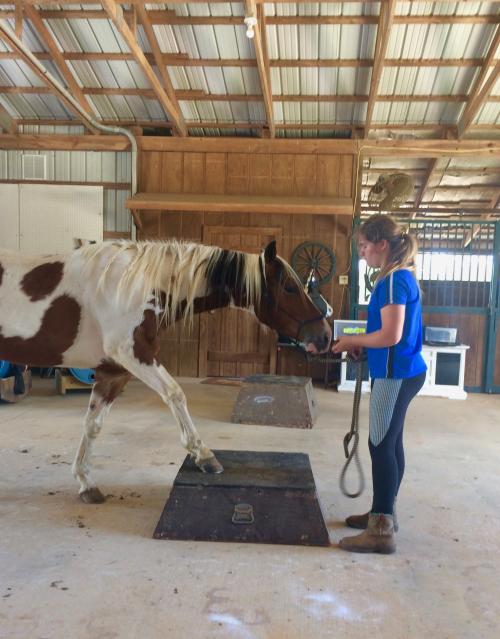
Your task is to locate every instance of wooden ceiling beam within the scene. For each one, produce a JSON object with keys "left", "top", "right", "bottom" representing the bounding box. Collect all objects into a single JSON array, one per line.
[
  {"left": 6, "top": 1, "right": 490, "bottom": 5},
  {"left": 0, "top": 23, "right": 98, "bottom": 133},
  {"left": 100, "top": 0, "right": 187, "bottom": 136},
  {"left": 365, "top": 0, "right": 397, "bottom": 136},
  {"left": 23, "top": 5, "right": 95, "bottom": 117},
  {"left": 410, "top": 158, "right": 440, "bottom": 218},
  {"left": 0, "top": 50, "right": 497, "bottom": 70},
  {"left": 2, "top": 86, "right": 498, "bottom": 105},
  {"left": 458, "top": 26, "right": 500, "bottom": 138},
  {"left": 12, "top": 118, "right": 498, "bottom": 137},
  {"left": 0, "top": 100, "right": 16, "bottom": 132},
  {"left": 244, "top": 0, "right": 274, "bottom": 137},
  {"left": 462, "top": 193, "right": 500, "bottom": 247},
  {"left": 1, "top": 134, "right": 498, "bottom": 159},
  {"left": 134, "top": 3, "right": 182, "bottom": 128},
  {"left": 7, "top": 10, "right": 497, "bottom": 25}
]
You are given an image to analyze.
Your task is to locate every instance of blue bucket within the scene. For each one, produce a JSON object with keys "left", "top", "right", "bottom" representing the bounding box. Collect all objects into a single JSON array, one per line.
[
  {"left": 0, "top": 360, "right": 12, "bottom": 378},
  {"left": 69, "top": 368, "right": 95, "bottom": 385}
]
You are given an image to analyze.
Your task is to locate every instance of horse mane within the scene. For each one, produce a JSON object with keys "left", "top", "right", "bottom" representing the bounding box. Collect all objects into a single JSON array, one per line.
[{"left": 79, "top": 240, "right": 265, "bottom": 327}]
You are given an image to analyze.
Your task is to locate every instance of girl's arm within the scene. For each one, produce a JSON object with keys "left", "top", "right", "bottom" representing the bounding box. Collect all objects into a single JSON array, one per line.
[{"left": 332, "top": 305, "right": 405, "bottom": 353}]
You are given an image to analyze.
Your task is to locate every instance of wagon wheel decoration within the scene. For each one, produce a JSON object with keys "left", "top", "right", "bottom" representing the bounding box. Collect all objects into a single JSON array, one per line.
[
  {"left": 291, "top": 241, "right": 336, "bottom": 288},
  {"left": 363, "top": 265, "right": 380, "bottom": 302}
]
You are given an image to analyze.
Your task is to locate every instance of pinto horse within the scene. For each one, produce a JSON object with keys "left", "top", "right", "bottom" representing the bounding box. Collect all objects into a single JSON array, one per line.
[{"left": 0, "top": 239, "right": 331, "bottom": 503}]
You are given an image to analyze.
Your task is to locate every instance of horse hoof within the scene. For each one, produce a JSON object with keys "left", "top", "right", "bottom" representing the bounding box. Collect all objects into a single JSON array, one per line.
[
  {"left": 79, "top": 487, "right": 106, "bottom": 504},
  {"left": 198, "top": 456, "right": 224, "bottom": 474}
]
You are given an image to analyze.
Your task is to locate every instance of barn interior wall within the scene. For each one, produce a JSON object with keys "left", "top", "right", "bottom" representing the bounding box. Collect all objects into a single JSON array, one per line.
[
  {"left": 136, "top": 146, "right": 356, "bottom": 377},
  {"left": 0, "top": 144, "right": 131, "bottom": 234}
]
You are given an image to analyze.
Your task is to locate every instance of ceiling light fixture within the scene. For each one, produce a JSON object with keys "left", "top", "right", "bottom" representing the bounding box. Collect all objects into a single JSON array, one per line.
[{"left": 244, "top": 15, "right": 257, "bottom": 39}]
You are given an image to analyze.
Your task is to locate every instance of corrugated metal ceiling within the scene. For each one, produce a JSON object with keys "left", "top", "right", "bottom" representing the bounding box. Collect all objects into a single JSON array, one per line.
[{"left": 0, "top": 2, "right": 497, "bottom": 133}]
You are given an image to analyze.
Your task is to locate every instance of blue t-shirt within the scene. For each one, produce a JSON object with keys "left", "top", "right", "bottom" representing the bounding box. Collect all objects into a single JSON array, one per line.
[{"left": 367, "top": 269, "right": 427, "bottom": 379}]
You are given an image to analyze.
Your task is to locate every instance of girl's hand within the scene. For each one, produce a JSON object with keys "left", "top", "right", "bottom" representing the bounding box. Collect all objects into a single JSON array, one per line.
[{"left": 331, "top": 336, "right": 362, "bottom": 354}]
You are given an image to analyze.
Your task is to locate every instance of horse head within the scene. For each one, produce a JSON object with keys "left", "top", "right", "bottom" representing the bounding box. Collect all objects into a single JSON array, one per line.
[{"left": 255, "top": 241, "right": 332, "bottom": 354}]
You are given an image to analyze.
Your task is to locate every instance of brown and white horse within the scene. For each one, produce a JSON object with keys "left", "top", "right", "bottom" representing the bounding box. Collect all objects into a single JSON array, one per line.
[{"left": 0, "top": 239, "right": 331, "bottom": 503}]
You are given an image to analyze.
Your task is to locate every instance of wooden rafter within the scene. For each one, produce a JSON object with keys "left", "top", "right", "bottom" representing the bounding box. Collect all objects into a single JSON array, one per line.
[
  {"left": 14, "top": 1, "right": 22, "bottom": 38},
  {"left": 134, "top": 3, "right": 182, "bottom": 120},
  {"left": 0, "top": 133, "right": 497, "bottom": 157},
  {"left": 2, "top": 9, "right": 498, "bottom": 26},
  {"left": 0, "top": 51, "right": 496, "bottom": 70},
  {"left": 245, "top": 0, "right": 274, "bottom": 137},
  {"left": 0, "top": 99, "right": 15, "bottom": 132},
  {"left": 364, "top": 0, "right": 396, "bottom": 135},
  {"left": 5, "top": 1, "right": 493, "bottom": 5},
  {"left": 410, "top": 159, "right": 440, "bottom": 219},
  {"left": 458, "top": 26, "right": 500, "bottom": 138},
  {"left": 0, "top": 22, "right": 98, "bottom": 133},
  {"left": 10, "top": 118, "right": 498, "bottom": 137},
  {"left": 24, "top": 5, "right": 94, "bottom": 116},
  {"left": 100, "top": 0, "right": 187, "bottom": 136},
  {"left": 3, "top": 86, "right": 494, "bottom": 104},
  {"left": 462, "top": 193, "right": 500, "bottom": 247}
]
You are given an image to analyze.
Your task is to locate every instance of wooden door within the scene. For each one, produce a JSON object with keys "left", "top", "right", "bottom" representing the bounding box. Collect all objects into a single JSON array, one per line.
[{"left": 199, "top": 226, "right": 283, "bottom": 377}]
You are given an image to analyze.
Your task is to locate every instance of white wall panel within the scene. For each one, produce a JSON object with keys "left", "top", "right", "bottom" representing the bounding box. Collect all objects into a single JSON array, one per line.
[
  {"left": 19, "top": 184, "right": 103, "bottom": 254},
  {"left": 0, "top": 184, "right": 20, "bottom": 251}
]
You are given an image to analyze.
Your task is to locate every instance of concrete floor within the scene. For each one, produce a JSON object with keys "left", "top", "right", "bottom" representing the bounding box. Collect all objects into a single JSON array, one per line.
[{"left": 0, "top": 377, "right": 499, "bottom": 639}]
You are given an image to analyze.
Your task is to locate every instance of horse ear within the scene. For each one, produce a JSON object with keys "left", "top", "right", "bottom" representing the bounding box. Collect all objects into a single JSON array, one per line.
[{"left": 264, "top": 240, "right": 277, "bottom": 263}]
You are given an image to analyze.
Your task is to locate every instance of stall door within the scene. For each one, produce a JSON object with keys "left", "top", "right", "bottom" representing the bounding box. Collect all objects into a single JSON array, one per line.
[{"left": 199, "top": 226, "right": 282, "bottom": 377}]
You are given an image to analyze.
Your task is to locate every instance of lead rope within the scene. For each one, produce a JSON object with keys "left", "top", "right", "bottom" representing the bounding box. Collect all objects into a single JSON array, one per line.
[
  {"left": 302, "top": 349, "right": 367, "bottom": 498},
  {"left": 339, "top": 355, "right": 366, "bottom": 498}
]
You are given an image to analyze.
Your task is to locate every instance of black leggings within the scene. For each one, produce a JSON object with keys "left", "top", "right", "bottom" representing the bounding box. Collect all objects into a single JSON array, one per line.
[{"left": 368, "top": 372, "right": 426, "bottom": 514}]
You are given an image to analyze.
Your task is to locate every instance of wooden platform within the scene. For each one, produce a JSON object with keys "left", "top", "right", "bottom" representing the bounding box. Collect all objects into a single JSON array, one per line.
[
  {"left": 0, "top": 371, "right": 32, "bottom": 403},
  {"left": 55, "top": 370, "right": 93, "bottom": 394},
  {"left": 154, "top": 450, "right": 330, "bottom": 547},
  {"left": 231, "top": 374, "right": 317, "bottom": 428}
]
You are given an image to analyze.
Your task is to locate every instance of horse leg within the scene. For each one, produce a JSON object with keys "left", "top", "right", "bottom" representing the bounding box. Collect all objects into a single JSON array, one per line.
[
  {"left": 72, "top": 362, "right": 131, "bottom": 503},
  {"left": 111, "top": 351, "right": 223, "bottom": 474}
]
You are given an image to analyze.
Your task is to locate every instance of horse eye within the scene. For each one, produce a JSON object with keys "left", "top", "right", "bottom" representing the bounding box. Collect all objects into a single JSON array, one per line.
[{"left": 284, "top": 285, "right": 299, "bottom": 294}]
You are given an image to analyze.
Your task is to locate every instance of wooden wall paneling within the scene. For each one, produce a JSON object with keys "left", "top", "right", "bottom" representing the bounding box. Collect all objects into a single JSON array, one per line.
[
  {"left": 317, "top": 155, "right": 340, "bottom": 196},
  {"left": 178, "top": 321, "right": 200, "bottom": 377},
  {"left": 248, "top": 211, "right": 270, "bottom": 229},
  {"left": 183, "top": 152, "right": 205, "bottom": 194},
  {"left": 198, "top": 314, "right": 208, "bottom": 378},
  {"left": 161, "top": 152, "right": 183, "bottom": 192},
  {"left": 339, "top": 155, "right": 354, "bottom": 198},
  {"left": 472, "top": 316, "right": 486, "bottom": 388},
  {"left": 333, "top": 215, "right": 351, "bottom": 317},
  {"left": 271, "top": 154, "right": 295, "bottom": 196},
  {"left": 494, "top": 328, "right": 500, "bottom": 387},
  {"left": 453, "top": 313, "right": 478, "bottom": 386},
  {"left": 138, "top": 211, "right": 161, "bottom": 238},
  {"left": 294, "top": 155, "right": 317, "bottom": 196},
  {"left": 159, "top": 210, "right": 182, "bottom": 238},
  {"left": 313, "top": 214, "right": 337, "bottom": 315},
  {"left": 140, "top": 151, "right": 162, "bottom": 191},
  {"left": 205, "top": 152, "right": 226, "bottom": 194},
  {"left": 249, "top": 153, "right": 272, "bottom": 194},
  {"left": 180, "top": 211, "right": 203, "bottom": 242},
  {"left": 204, "top": 211, "right": 226, "bottom": 228},
  {"left": 226, "top": 153, "right": 249, "bottom": 194}
]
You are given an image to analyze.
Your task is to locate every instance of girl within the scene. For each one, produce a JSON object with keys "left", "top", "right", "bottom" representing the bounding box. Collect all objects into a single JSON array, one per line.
[{"left": 332, "top": 214, "right": 427, "bottom": 554}]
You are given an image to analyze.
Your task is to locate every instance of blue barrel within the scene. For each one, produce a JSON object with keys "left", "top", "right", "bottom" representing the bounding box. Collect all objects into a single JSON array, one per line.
[
  {"left": 69, "top": 368, "right": 95, "bottom": 385},
  {"left": 0, "top": 360, "right": 12, "bottom": 378}
]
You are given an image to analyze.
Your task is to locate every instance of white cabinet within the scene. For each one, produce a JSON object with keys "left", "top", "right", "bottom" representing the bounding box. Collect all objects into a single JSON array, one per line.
[
  {"left": 420, "top": 345, "right": 469, "bottom": 400},
  {"left": 338, "top": 344, "right": 469, "bottom": 400}
]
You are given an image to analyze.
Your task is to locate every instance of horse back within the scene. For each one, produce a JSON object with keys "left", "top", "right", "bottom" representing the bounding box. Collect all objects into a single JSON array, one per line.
[{"left": 0, "top": 248, "right": 103, "bottom": 368}]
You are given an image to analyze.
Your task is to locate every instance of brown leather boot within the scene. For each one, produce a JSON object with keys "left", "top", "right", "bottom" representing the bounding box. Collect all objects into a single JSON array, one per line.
[
  {"left": 345, "top": 499, "right": 399, "bottom": 532},
  {"left": 339, "top": 513, "right": 396, "bottom": 554}
]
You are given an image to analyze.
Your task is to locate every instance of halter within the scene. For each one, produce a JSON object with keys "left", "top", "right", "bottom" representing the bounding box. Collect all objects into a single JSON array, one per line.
[{"left": 258, "top": 254, "right": 326, "bottom": 342}]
